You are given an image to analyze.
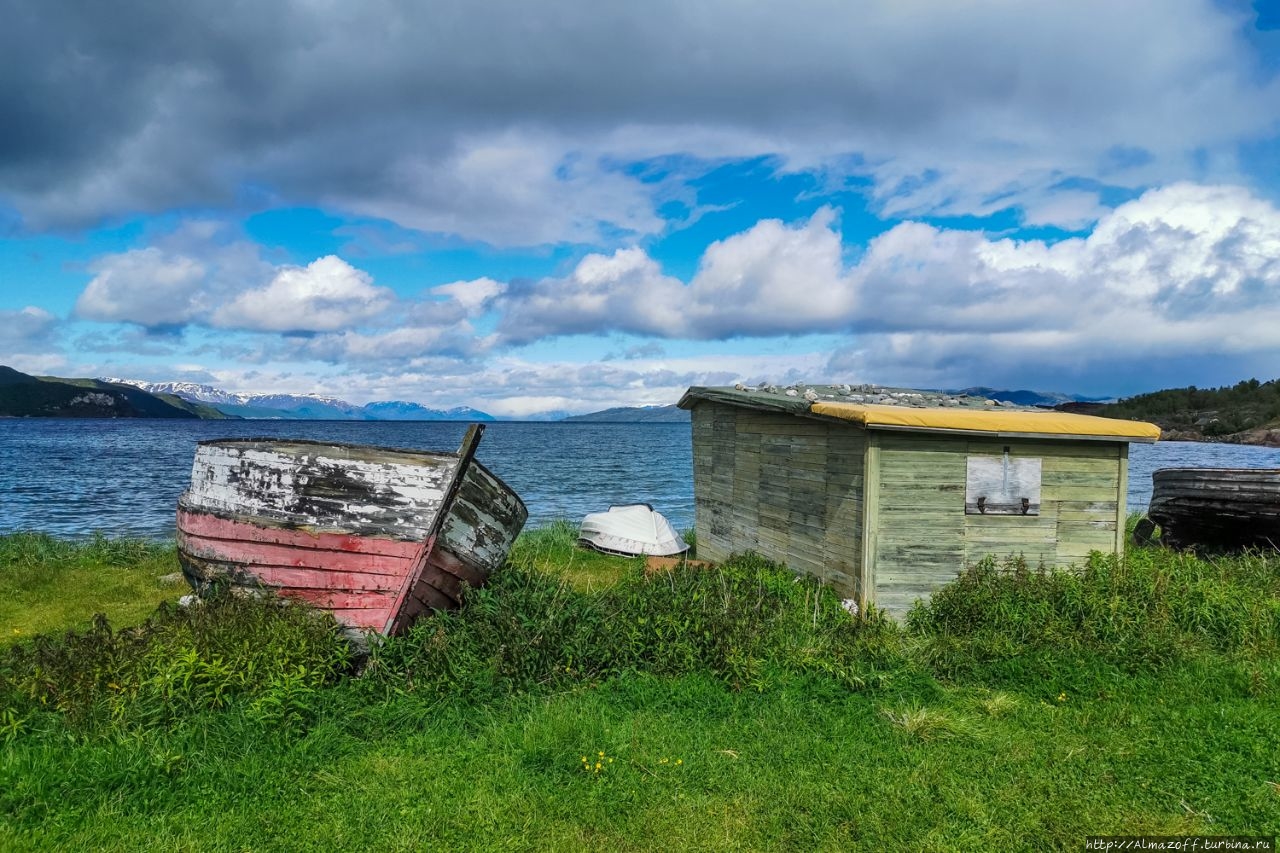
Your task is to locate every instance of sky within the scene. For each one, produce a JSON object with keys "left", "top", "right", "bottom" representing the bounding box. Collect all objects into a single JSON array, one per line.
[{"left": 2, "top": 0, "right": 1280, "bottom": 417}]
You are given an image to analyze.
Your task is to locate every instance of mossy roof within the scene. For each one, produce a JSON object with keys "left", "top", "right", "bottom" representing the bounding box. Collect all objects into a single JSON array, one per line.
[{"left": 677, "top": 385, "right": 1160, "bottom": 442}]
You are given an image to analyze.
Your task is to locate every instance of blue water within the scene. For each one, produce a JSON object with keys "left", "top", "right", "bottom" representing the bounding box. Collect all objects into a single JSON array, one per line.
[
  {"left": 0, "top": 420, "right": 693, "bottom": 538},
  {"left": 1, "top": 419, "right": 1277, "bottom": 539}
]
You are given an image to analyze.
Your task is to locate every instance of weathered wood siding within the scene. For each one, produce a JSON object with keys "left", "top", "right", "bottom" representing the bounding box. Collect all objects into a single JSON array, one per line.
[
  {"left": 690, "top": 402, "right": 865, "bottom": 600},
  {"left": 871, "top": 434, "right": 1124, "bottom": 616},
  {"left": 438, "top": 460, "right": 529, "bottom": 574}
]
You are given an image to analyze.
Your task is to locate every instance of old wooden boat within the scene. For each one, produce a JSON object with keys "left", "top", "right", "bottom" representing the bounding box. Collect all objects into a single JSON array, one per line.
[
  {"left": 176, "top": 425, "right": 526, "bottom": 635},
  {"left": 1147, "top": 467, "right": 1280, "bottom": 550}
]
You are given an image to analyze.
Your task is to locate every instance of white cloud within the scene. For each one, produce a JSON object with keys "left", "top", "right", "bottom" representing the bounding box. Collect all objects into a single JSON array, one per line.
[
  {"left": 74, "top": 229, "right": 418, "bottom": 337},
  {"left": 497, "top": 209, "right": 851, "bottom": 341},
  {"left": 823, "top": 183, "right": 1280, "bottom": 390},
  {"left": 60, "top": 182, "right": 1280, "bottom": 408},
  {"left": 71, "top": 228, "right": 515, "bottom": 361},
  {"left": 853, "top": 182, "right": 1280, "bottom": 335},
  {"left": 430, "top": 277, "right": 506, "bottom": 314},
  {"left": 682, "top": 207, "right": 851, "bottom": 336},
  {"left": 212, "top": 256, "right": 394, "bottom": 333},
  {"left": 76, "top": 249, "right": 209, "bottom": 327},
  {"left": 74, "top": 222, "right": 276, "bottom": 330},
  {"left": 496, "top": 248, "right": 684, "bottom": 343},
  {"left": 495, "top": 183, "right": 1280, "bottom": 385}
]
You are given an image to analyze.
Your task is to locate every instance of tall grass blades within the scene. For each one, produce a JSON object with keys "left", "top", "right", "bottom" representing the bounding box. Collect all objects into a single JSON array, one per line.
[
  {"left": 0, "top": 591, "right": 351, "bottom": 734},
  {"left": 362, "top": 553, "right": 908, "bottom": 699},
  {"left": 602, "top": 553, "right": 904, "bottom": 691},
  {"left": 909, "top": 547, "right": 1280, "bottom": 680},
  {"left": 362, "top": 561, "right": 604, "bottom": 702}
]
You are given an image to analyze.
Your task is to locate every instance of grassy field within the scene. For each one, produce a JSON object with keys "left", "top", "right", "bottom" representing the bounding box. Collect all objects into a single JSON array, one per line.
[
  {"left": 0, "top": 533, "right": 183, "bottom": 639},
  {"left": 1, "top": 526, "right": 1277, "bottom": 850}
]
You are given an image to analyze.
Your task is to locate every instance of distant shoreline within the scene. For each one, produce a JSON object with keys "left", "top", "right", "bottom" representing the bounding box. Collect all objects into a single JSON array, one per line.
[
  {"left": 0, "top": 415, "right": 1275, "bottom": 443},
  {"left": 1158, "top": 427, "right": 1280, "bottom": 449}
]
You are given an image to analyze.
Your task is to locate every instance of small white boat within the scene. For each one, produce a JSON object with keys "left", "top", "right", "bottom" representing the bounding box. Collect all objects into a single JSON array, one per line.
[{"left": 578, "top": 504, "right": 689, "bottom": 557}]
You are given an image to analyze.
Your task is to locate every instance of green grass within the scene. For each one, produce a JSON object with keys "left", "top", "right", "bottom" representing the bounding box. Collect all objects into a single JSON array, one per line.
[
  {"left": 0, "top": 533, "right": 183, "bottom": 642},
  {"left": 3, "top": 665, "right": 1275, "bottom": 850},
  {"left": 1, "top": 529, "right": 1278, "bottom": 850},
  {"left": 506, "top": 518, "right": 640, "bottom": 591}
]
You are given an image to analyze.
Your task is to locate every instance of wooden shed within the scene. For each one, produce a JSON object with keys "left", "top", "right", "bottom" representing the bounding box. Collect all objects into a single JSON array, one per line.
[{"left": 676, "top": 385, "right": 1161, "bottom": 617}]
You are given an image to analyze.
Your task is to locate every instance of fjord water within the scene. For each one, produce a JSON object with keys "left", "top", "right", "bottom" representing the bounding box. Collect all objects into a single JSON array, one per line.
[
  {"left": 0, "top": 420, "right": 694, "bottom": 538},
  {"left": 2, "top": 418, "right": 1279, "bottom": 539}
]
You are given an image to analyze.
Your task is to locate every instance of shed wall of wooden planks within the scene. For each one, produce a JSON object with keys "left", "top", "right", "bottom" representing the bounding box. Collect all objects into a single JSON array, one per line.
[
  {"left": 691, "top": 402, "right": 865, "bottom": 601},
  {"left": 690, "top": 400, "right": 1130, "bottom": 619},
  {"left": 871, "top": 434, "right": 1123, "bottom": 616}
]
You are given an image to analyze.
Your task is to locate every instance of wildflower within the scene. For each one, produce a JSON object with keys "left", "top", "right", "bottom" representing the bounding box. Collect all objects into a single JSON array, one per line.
[
  {"left": 676, "top": 759, "right": 683, "bottom": 765},
  {"left": 598, "top": 751, "right": 604, "bottom": 758},
  {"left": 1057, "top": 692, "right": 1067, "bottom": 703}
]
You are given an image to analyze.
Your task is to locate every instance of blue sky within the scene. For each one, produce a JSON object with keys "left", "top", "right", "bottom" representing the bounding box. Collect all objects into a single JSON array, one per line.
[{"left": 2, "top": 0, "right": 1280, "bottom": 416}]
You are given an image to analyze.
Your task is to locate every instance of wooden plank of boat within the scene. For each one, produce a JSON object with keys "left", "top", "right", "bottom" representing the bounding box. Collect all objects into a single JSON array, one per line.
[
  {"left": 176, "top": 424, "right": 527, "bottom": 635},
  {"left": 1147, "top": 467, "right": 1280, "bottom": 551}
]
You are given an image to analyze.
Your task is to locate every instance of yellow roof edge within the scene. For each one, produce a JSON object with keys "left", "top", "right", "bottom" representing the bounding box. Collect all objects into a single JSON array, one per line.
[{"left": 810, "top": 401, "right": 1161, "bottom": 441}]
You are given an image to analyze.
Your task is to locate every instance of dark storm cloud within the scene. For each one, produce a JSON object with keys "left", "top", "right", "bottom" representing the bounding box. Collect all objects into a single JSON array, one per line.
[{"left": 2, "top": 0, "right": 1277, "bottom": 241}]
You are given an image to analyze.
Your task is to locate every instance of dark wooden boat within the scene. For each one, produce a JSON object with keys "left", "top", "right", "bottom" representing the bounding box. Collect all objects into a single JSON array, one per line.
[
  {"left": 1147, "top": 467, "right": 1280, "bottom": 551},
  {"left": 176, "top": 425, "right": 527, "bottom": 635}
]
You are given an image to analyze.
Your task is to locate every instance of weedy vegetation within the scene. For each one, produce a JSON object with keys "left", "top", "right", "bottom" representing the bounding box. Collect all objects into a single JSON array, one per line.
[
  {"left": 1, "top": 591, "right": 350, "bottom": 734},
  {"left": 0, "top": 526, "right": 1277, "bottom": 850},
  {"left": 910, "top": 548, "right": 1280, "bottom": 683}
]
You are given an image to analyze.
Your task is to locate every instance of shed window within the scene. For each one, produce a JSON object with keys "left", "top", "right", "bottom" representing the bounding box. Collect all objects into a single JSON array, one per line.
[{"left": 965, "top": 455, "right": 1041, "bottom": 515}]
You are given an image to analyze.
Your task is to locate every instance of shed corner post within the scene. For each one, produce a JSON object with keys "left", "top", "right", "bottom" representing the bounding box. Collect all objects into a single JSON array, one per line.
[
  {"left": 1115, "top": 442, "right": 1129, "bottom": 555},
  {"left": 859, "top": 431, "right": 881, "bottom": 614}
]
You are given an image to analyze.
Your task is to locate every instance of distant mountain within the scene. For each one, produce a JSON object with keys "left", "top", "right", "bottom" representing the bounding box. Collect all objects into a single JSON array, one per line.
[
  {"left": 235, "top": 393, "right": 367, "bottom": 420},
  {"left": 106, "top": 379, "right": 365, "bottom": 419},
  {"left": 361, "top": 401, "right": 495, "bottom": 421},
  {"left": 562, "top": 404, "right": 690, "bottom": 423},
  {"left": 948, "top": 386, "right": 1114, "bottom": 407},
  {"left": 1, "top": 367, "right": 234, "bottom": 419},
  {"left": 106, "top": 380, "right": 249, "bottom": 406},
  {"left": 108, "top": 378, "right": 496, "bottom": 421},
  {"left": 527, "top": 410, "right": 574, "bottom": 422}
]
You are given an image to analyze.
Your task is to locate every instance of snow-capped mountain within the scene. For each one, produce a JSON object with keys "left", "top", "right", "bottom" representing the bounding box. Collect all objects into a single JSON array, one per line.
[
  {"left": 236, "top": 394, "right": 366, "bottom": 419},
  {"left": 103, "top": 379, "right": 252, "bottom": 406},
  {"left": 104, "top": 379, "right": 495, "bottom": 421}
]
